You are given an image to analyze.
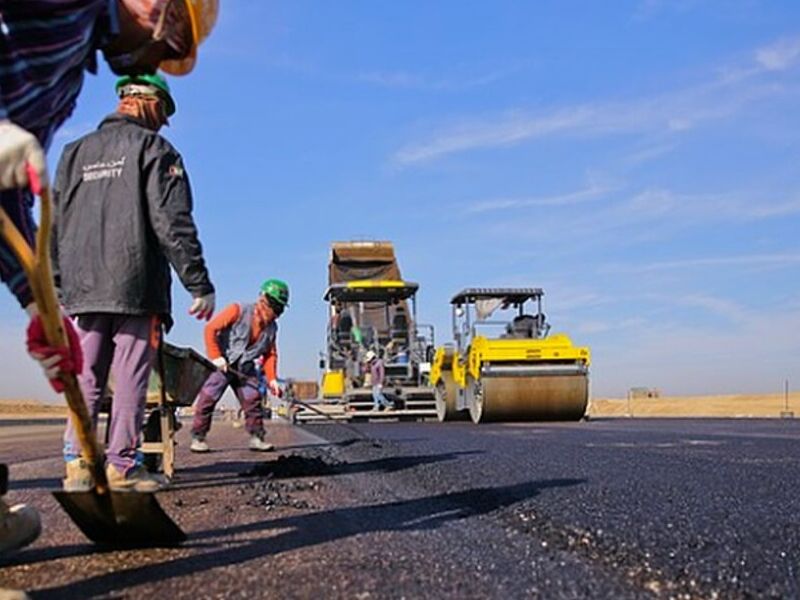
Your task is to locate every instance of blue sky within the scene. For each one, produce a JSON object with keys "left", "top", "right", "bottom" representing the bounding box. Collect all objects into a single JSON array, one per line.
[{"left": 2, "top": 0, "right": 799, "bottom": 401}]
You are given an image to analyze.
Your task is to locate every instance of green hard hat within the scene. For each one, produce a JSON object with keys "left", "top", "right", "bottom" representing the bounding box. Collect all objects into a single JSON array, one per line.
[
  {"left": 115, "top": 73, "right": 176, "bottom": 117},
  {"left": 260, "top": 279, "right": 290, "bottom": 308}
]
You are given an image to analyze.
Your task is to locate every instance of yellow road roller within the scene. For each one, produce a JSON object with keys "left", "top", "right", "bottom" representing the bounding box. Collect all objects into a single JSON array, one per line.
[{"left": 430, "top": 288, "right": 590, "bottom": 423}]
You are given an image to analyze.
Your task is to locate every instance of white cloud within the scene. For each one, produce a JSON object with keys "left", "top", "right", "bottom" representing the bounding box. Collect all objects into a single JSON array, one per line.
[
  {"left": 756, "top": 36, "right": 800, "bottom": 72},
  {"left": 477, "top": 184, "right": 800, "bottom": 251},
  {"left": 624, "top": 188, "right": 677, "bottom": 217},
  {"left": 623, "top": 142, "right": 678, "bottom": 165},
  {"left": 574, "top": 317, "right": 647, "bottom": 335},
  {"left": 603, "top": 253, "right": 800, "bottom": 274},
  {"left": 674, "top": 294, "right": 749, "bottom": 323},
  {"left": 394, "top": 107, "right": 594, "bottom": 165},
  {"left": 618, "top": 187, "right": 800, "bottom": 224},
  {"left": 590, "top": 185, "right": 800, "bottom": 231},
  {"left": 359, "top": 71, "right": 422, "bottom": 88},
  {"left": 466, "top": 182, "right": 613, "bottom": 214},
  {"left": 393, "top": 34, "right": 800, "bottom": 166},
  {"left": 744, "top": 197, "right": 800, "bottom": 218},
  {"left": 391, "top": 89, "right": 761, "bottom": 165},
  {"left": 358, "top": 63, "right": 522, "bottom": 92}
]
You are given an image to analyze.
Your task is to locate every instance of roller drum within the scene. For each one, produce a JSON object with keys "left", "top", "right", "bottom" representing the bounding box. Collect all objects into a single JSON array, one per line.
[{"left": 469, "top": 371, "right": 588, "bottom": 423}]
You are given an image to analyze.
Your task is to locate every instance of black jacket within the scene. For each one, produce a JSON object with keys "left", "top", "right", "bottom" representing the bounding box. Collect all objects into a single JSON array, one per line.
[{"left": 52, "top": 113, "right": 214, "bottom": 329}]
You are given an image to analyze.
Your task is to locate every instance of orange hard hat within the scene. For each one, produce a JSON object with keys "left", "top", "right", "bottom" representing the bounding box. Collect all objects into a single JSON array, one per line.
[{"left": 160, "top": 0, "right": 218, "bottom": 75}]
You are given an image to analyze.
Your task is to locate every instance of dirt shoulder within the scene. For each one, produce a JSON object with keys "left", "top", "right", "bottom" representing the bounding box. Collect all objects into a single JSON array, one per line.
[
  {"left": 3, "top": 390, "right": 799, "bottom": 421},
  {"left": 0, "top": 399, "right": 68, "bottom": 420},
  {"left": 589, "top": 392, "right": 800, "bottom": 418}
]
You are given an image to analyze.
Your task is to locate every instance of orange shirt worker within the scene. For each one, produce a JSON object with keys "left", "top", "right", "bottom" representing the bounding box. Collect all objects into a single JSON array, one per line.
[{"left": 190, "top": 279, "right": 289, "bottom": 453}]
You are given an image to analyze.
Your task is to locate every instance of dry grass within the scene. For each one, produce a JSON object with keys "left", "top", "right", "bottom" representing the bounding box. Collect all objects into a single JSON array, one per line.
[
  {"left": 0, "top": 399, "right": 68, "bottom": 419},
  {"left": 589, "top": 392, "right": 800, "bottom": 418}
]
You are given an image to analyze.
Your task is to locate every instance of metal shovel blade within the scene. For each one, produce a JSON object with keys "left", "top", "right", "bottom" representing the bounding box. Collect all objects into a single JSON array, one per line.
[{"left": 53, "top": 490, "right": 186, "bottom": 546}]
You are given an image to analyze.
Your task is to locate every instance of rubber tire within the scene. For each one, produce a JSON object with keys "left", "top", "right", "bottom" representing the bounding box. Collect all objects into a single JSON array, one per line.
[
  {"left": 434, "top": 380, "right": 450, "bottom": 422},
  {"left": 467, "top": 376, "right": 484, "bottom": 424}
]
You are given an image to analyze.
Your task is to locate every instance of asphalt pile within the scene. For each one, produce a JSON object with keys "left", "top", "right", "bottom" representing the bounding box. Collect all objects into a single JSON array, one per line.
[
  {"left": 237, "top": 450, "right": 345, "bottom": 511},
  {"left": 241, "top": 478, "right": 318, "bottom": 511},
  {"left": 239, "top": 450, "right": 343, "bottom": 479}
]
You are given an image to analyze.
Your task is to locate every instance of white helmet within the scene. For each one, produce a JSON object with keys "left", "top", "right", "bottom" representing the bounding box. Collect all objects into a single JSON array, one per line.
[{"left": 364, "top": 350, "right": 377, "bottom": 363}]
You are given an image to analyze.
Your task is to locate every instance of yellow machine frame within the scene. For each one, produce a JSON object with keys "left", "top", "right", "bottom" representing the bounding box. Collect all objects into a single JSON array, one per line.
[
  {"left": 432, "top": 334, "right": 590, "bottom": 389},
  {"left": 322, "top": 370, "right": 345, "bottom": 398}
]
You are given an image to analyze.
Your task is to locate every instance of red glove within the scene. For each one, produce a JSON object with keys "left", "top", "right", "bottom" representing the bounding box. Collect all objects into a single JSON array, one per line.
[{"left": 26, "top": 314, "right": 83, "bottom": 393}]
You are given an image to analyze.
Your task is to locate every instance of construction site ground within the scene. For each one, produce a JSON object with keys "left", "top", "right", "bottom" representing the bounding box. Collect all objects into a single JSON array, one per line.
[{"left": 2, "top": 417, "right": 799, "bottom": 599}]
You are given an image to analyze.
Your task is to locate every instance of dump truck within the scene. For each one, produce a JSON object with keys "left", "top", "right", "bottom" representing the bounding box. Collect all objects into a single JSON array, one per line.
[
  {"left": 430, "top": 288, "right": 590, "bottom": 423},
  {"left": 300, "top": 241, "right": 437, "bottom": 421}
]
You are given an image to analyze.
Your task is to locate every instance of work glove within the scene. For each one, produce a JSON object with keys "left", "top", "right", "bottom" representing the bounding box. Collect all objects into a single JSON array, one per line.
[
  {"left": 0, "top": 121, "right": 47, "bottom": 191},
  {"left": 268, "top": 379, "right": 283, "bottom": 398},
  {"left": 211, "top": 356, "right": 228, "bottom": 372},
  {"left": 189, "top": 292, "right": 215, "bottom": 321},
  {"left": 26, "top": 309, "right": 83, "bottom": 393}
]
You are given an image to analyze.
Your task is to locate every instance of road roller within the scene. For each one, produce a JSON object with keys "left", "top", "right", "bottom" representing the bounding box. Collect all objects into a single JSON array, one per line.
[{"left": 430, "top": 288, "right": 590, "bottom": 423}]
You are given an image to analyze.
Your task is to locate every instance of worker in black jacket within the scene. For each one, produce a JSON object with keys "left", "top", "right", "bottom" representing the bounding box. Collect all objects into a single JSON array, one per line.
[{"left": 52, "top": 73, "right": 214, "bottom": 492}]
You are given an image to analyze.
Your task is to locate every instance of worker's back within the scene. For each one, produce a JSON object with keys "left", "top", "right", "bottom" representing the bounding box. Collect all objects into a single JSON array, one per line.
[{"left": 53, "top": 113, "right": 211, "bottom": 328}]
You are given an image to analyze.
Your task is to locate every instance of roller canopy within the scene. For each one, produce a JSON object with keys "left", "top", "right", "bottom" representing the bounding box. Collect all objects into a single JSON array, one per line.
[{"left": 451, "top": 288, "right": 544, "bottom": 305}]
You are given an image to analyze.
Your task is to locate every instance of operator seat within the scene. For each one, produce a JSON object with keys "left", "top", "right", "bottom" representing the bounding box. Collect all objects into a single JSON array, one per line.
[
  {"left": 336, "top": 312, "right": 353, "bottom": 346},
  {"left": 391, "top": 308, "right": 410, "bottom": 346},
  {"left": 510, "top": 315, "right": 537, "bottom": 338}
]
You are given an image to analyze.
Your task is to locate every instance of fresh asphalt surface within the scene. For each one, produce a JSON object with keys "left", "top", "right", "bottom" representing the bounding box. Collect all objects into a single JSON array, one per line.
[{"left": 1, "top": 417, "right": 799, "bottom": 599}]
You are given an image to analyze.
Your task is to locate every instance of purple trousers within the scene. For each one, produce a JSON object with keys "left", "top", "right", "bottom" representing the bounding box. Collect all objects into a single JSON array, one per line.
[
  {"left": 191, "top": 371, "right": 264, "bottom": 437},
  {"left": 64, "top": 314, "right": 159, "bottom": 474}
]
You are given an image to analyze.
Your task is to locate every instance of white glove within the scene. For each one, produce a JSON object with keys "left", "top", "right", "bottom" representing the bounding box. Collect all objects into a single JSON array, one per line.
[
  {"left": 0, "top": 121, "right": 47, "bottom": 191},
  {"left": 268, "top": 379, "right": 283, "bottom": 398},
  {"left": 189, "top": 292, "right": 215, "bottom": 321},
  {"left": 212, "top": 356, "right": 228, "bottom": 372}
]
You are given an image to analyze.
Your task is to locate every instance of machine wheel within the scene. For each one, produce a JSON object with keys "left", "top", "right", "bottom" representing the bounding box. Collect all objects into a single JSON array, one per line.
[
  {"left": 434, "top": 381, "right": 449, "bottom": 422},
  {"left": 435, "top": 372, "right": 468, "bottom": 422},
  {"left": 466, "top": 376, "right": 485, "bottom": 424}
]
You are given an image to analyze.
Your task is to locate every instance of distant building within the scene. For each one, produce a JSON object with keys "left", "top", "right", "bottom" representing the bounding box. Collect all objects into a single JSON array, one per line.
[{"left": 628, "top": 387, "right": 661, "bottom": 399}]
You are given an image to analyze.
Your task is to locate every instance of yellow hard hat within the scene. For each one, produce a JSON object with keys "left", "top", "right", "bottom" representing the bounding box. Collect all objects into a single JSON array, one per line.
[{"left": 160, "top": 0, "right": 218, "bottom": 76}]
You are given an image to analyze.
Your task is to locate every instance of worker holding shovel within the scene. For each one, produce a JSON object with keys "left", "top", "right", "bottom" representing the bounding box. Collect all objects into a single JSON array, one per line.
[
  {"left": 51, "top": 72, "right": 215, "bottom": 492},
  {"left": 0, "top": 0, "right": 218, "bottom": 554},
  {"left": 190, "top": 280, "right": 289, "bottom": 453}
]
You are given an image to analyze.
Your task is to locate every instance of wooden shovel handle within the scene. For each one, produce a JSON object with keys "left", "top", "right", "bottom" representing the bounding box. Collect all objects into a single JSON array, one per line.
[{"left": 0, "top": 185, "right": 108, "bottom": 492}]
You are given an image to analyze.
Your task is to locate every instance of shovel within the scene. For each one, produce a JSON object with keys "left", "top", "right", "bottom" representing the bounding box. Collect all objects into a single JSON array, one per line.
[
  {"left": 225, "top": 367, "right": 383, "bottom": 448},
  {"left": 287, "top": 396, "right": 383, "bottom": 448},
  {"left": 0, "top": 168, "right": 185, "bottom": 546}
]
